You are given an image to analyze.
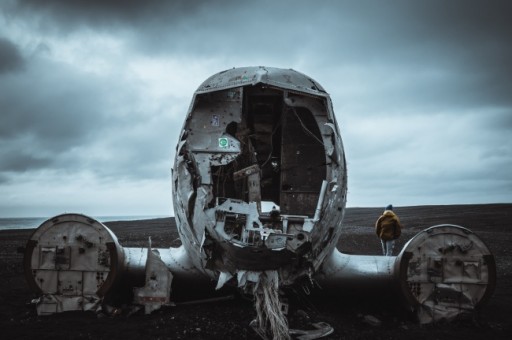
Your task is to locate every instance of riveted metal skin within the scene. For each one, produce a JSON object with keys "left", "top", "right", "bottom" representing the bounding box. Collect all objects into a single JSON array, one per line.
[
  {"left": 23, "top": 214, "right": 125, "bottom": 314},
  {"left": 395, "top": 224, "right": 496, "bottom": 323}
]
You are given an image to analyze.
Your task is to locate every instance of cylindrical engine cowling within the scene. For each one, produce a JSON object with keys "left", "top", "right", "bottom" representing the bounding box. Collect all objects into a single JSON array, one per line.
[
  {"left": 394, "top": 224, "right": 496, "bottom": 323},
  {"left": 23, "top": 214, "right": 126, "bottom": 311}
]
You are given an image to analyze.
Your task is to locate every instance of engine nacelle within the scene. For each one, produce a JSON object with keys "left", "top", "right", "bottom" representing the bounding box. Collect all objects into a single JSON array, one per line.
[
  {"left": 395, "top": 224, "right": 496, "bottom": 323},
  {"left": 24, "top": 214, "right": 125, "bottom": 314},
  {"left": 23, "top": 213, "right": 207, "bottom": 315}
]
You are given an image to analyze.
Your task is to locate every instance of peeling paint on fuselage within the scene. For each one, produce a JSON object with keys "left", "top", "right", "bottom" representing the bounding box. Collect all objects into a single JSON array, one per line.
[{"left": 172, "top": 67, "right": 348, "bottom": 288}]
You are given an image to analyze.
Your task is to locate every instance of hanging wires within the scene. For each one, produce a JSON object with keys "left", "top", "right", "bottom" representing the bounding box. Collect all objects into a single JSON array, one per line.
[
  {"left": 289, "top": 107, "right": 324, "bottom": 146},
  {"left": 261, "top": 120, "right": 281, "bottom": 168}
]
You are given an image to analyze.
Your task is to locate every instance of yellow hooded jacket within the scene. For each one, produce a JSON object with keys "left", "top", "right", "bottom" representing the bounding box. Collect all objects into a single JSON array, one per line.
[{"left": 375, "top": 210, "right": 402, "bottom": 241}]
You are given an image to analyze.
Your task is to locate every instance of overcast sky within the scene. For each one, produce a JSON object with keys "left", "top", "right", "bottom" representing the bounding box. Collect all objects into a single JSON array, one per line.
[{"left": 1, "top": 0, "right": 511, "bottom": 218}]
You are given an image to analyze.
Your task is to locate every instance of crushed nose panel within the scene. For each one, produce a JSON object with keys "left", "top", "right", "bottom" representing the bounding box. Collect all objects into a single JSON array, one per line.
[
  {"left": 23, "top": 214, "right": 124, "bottom": 315},
  {"left": 395, "top": 224, "right": 496, "bottom": 323}
]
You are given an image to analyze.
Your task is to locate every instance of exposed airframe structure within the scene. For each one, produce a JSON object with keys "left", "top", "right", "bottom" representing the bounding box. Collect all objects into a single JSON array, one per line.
[{"left": 24, "top": 67, "right": 496, "bottom": 333}]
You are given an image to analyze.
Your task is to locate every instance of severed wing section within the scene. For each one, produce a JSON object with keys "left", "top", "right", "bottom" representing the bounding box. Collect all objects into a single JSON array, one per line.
[
  {"left": 316, "top": 224, "right": 496, "bottom": 323},
  {"left": 24, "top": 213, "right": 210, "bottom": 315}
]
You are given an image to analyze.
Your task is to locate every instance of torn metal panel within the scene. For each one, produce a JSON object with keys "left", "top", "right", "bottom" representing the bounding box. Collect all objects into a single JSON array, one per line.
[
  {"left": 289, "top": 322, "right": 334, "bottom": 340},
  {"left": 237, "top": 270, "right": 267, "bottom": 288},
  {"left": 215, "top": 271, "right": 233, "bottom": 290},
  {"left": 133, "top": 239, "right": 173, "bottom": 314},
  {"left": 175, "top": 155, "right": 195, "bottom": 219},
  {"left": 185, "top": 88, "right": 243, "bottom": 152}
]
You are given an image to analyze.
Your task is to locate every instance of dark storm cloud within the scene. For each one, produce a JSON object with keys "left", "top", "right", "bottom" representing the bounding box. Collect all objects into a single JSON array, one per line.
[
  {"left": 0, "top": 55, "right": 178, "bottom": 184},
  {"left": 11, "top": 0, "right": 212, "bottom": 30},
  {"left": 10, "top": 0, "right": 512, "bottom": 90},
  {"left": 0, "top": 37, "right": 24, "bottom": 73},
  {"left": 0, "top": 55, "right": 137, "bottom": 177},
  {"left": 488, "top": 111, "right": 512, "bottom": 131},
  {"left": 307, "top": 1, "right": 512, "bottom": 113},
  {"left": 408, "top": 2, "right": 512, "bottom": 109},
  {"left": 0, "top": 147, "right": 52, "bottom": 172},
  {"left": 0, "top": 60, "right": 109, "bottom": 143}
]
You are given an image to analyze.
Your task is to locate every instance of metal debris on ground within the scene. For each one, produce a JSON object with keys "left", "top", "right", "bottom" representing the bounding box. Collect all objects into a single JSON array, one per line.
[{"left": 289, "top": 322, "right": 334, "bottom": 339}]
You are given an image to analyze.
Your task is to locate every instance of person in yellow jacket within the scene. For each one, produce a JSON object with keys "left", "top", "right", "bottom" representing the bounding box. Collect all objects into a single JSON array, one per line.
[{"left": 375, "top": 204, "right": 402, "bottom": 256}]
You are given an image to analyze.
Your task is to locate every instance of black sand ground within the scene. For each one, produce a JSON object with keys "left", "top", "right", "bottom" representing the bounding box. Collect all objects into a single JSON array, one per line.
[{"left": 1, "top": 204, "right": 511, "bottom": 339}]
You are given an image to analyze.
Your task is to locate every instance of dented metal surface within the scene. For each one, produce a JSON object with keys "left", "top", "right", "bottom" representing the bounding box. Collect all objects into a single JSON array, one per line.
[
  {"left": 395, "top": 224, "right": 496, "bottom": 323},
  {"left": 133, "top": 239, "right": 173, "bottom": 314},
  {"left": 24, "top": 214, "right": 122, "bottom": 314},
  {"left": 23, "top": 67, "right": 495, "bottom": 331}
]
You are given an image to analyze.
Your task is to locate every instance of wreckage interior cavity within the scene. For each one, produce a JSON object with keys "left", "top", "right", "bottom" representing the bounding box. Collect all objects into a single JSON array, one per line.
[
  {"left": 209, "top": 86, "right": 326, "bottom": 215},
  {"left": 183, "top": 85, "right": 328, "bottom": 215}
]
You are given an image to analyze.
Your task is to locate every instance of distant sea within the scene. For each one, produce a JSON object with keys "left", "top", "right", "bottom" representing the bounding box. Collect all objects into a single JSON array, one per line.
[{"left": 0, "top": 215, "right": 167, "bottom": 231}]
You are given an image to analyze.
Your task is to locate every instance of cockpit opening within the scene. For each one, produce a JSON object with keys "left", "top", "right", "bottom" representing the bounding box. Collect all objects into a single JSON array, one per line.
[{"left": 210, "top": 85, "right": 326, "bottom": 216}]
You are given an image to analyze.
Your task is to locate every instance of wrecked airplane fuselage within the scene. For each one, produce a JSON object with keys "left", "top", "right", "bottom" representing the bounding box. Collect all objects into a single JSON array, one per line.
[
  {"left": 172, "top": 67, "right": 347, "bottom": 287},
  {"left": 23, "top": 67, "right": 495, "bottom": 329}
]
